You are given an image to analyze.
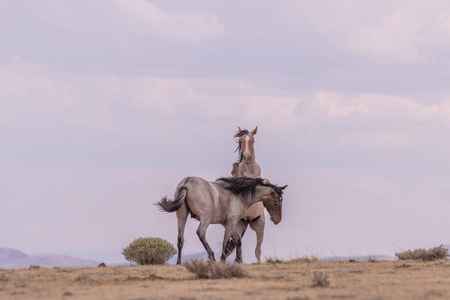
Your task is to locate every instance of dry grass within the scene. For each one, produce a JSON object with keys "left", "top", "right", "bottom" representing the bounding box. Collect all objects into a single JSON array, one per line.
[
  {"left": 266, "top": 255, "right": 320, "bottom": 264},
  {"left": 311, "top": 271, "right": 330, "bottom": 288},
  {"left": 184, "top": 259, "right": 247, "bottom": 279},
  {"left": 1, "top": 260, "right": 450, "bottom": 299}
]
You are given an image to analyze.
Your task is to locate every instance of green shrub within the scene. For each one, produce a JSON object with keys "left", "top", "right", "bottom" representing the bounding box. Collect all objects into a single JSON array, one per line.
[
  {"left": 122, "top": 237, "right": 177, "bottom": 265},
  {"left": 184, "top": 259, "right": 247, "bottom": 279},
  {"left": 395, "top": 245, "right": 449, "bottom": 261}
]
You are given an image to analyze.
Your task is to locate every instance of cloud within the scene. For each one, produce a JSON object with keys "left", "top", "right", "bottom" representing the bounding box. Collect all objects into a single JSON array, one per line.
[
  {"left": 33, "top": 0, "right": 225, "bottom": 45},
  {"left": 306, "top": 91, "right": 450, "bottom": 124},
  {"left": 296, "top": 0, "right": 450, "bottom": 64},
  {"left": 3, "top": 56, "right": 450, "bottom": 152},
  {"left": 112, "top": 0, "right": 225, "bottom": 43}
]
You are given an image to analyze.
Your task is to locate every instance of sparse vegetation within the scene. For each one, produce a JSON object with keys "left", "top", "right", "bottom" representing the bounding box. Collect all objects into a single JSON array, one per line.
[
  {"left": 311, "top": 271, "right": 330, "bottom": 288},
  {"left": 266, "top": 255, "right": 320, "bottom": 264},
  {"left": 265, "top": 258, "right": 284, "bottom": 264},
  {"left": 29, "top": 265, "right": 40, "bottom": 269},
  {"left": 2, "top": 260, "right": 450, "bottom": 299},
  {"left": 395, "top": 245, "right": 449, "bottom": 261},
  {"left": 183, "top": 259, "right": 247, "bottom": 279},
  {"left": 0, "top": 274, "right": 9, "bottom": 281},
  {"left": 122, "top": 237, "right": 177, "bottom": 265}
]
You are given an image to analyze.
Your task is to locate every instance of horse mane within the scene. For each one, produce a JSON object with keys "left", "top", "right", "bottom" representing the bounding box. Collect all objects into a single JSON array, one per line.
[
  {"left": 234, "top": 129, "right": 249, "bottom": 163},
  {"left": 217, "top": 177, "right": 284, "bottom": 198}
]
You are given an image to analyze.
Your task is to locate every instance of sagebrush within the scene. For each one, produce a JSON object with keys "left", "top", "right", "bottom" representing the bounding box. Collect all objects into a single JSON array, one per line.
[
  {"left": 122, "top": 237, "right": 177, "bottom": 265},
  {"left": 395, "top": 245, "right": 449, "bottom": 261},
  {"left": 184, "top": 259, "right": 247, "bottom": 279}
]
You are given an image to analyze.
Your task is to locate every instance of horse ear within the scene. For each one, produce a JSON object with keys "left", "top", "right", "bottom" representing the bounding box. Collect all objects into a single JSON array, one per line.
[
  {"left": 238, "top": 126, "right": 242, "bottom": 132},
  {"left": 251, "top": 126, "right": 258, "bottom": 135},
  {"left": 280, "top": 185, "right": 288, "bottom": 190}
]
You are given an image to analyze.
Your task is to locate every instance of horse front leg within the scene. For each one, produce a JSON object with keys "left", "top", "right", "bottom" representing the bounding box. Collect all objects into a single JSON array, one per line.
[
  {"left": 233, "top": 219, "right": 248, "bottom": 263},
  {"left": 221, "top": 220, "right": 239, "bottom": 262},
  {"left": 224, "top": 219, "right": 247, "bottom": 258},
  {"left": 232, "top": 231, "right": 243, "bottom": 263},
  {"left": 249, "top": 213, "right": 265, "bottom": 263}
]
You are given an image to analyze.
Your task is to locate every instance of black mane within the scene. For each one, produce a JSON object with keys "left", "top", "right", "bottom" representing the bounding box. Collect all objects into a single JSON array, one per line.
[
  {"left": 217, "top": 177, "right": 284, "bottom": 198},
  {"left": 234, "top": 129, "right": 250, "bottom": 163}
]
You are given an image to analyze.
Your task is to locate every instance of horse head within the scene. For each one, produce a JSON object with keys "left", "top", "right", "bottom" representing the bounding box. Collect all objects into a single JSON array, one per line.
[
  {"left": 262, "top": 184, "right": 287, "bottom": 225},
  {"left": 235, "top": 126, "right": 257, "bottom": 164}
]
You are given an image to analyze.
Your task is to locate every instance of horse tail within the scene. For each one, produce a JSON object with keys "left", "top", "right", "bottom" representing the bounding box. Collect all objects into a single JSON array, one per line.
[{"left": 156, "top": 186, "right": 188, "bottom": 212}]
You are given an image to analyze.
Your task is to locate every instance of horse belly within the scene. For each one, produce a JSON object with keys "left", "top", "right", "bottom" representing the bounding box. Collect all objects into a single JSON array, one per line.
[{"left": 242, "top": 202, "right": 264, "bottom": 220}]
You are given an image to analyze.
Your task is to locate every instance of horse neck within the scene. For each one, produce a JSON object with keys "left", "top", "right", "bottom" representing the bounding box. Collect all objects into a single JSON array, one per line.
[
  {"left": 249, "top": 185, "right": 269, "bottom": 206},
  {"left": 237, "top": 161, "right": 260, "bottom": 178},
  {"left": 238, "top": 145, "right": 257, "bottom": 166},
  {"left": 240, "top": 192, "right": 259, "bottom": 208}
]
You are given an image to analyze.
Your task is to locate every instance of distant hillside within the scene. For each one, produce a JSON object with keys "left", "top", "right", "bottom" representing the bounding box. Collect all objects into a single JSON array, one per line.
[{"left": 0, "top": 248, "right": 99, "bottom": 269}]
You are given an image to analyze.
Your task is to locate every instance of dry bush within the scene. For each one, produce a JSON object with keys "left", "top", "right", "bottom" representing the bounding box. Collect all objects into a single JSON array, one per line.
[
  {"left": 122, "top": 237, "right": 177, "bottom": 265},
  {"left": 395, "top": 245, "right": 449, "bottom": 261},
  {"left": 29, "top": 265, "right": 40, "bottom": 269},
  {"left": 311, "top": 271, "right": 330, "bottom": 288},
  {"left": 290, "top": 255, "right": 320, "bottom": 264},
  {"left": 184, "top": 259, "right": 247, "bottom": 279},
  {"left": 265, "top": 258, "right": 284, "bottom": 264}
]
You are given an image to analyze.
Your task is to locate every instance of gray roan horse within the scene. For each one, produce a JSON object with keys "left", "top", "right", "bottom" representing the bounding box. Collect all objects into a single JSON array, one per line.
[
  {"left": 230, "top": 126, "right": 266, "bottom": 263},
  {"left": 156, "top": 177, "right": 287, "bottom": 264}
]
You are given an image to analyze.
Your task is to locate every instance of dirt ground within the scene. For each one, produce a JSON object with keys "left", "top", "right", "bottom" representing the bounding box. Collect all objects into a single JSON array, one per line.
[{"left": 1, "top": 260, "right": 450, "bottom": 300}]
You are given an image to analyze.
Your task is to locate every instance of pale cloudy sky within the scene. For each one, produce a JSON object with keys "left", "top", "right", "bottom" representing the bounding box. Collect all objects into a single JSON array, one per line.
[{"left": 1, "top": 0, "right": 450, "bottom": 261}]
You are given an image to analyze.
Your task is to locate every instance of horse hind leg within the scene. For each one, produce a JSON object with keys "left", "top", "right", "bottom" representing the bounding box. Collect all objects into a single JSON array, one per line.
[
  {"left": 175, "top": 203, "right": 189, "bottom": 264},
  {"left": 196, "top": 219, "right": 215, "bottom": 262},
  {"left": 249, "top": 213, "right": 265, "bottom": 263}
]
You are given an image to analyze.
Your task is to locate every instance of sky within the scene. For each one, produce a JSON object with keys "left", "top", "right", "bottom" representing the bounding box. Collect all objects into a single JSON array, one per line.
[{"left": 1, "top": 0, "right": 450, "bottom": 262}]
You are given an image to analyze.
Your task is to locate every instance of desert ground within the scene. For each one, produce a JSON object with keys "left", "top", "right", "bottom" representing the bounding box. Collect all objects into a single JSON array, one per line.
[{"left": 1, "top": 259, "right": 450, "bottom": 300}]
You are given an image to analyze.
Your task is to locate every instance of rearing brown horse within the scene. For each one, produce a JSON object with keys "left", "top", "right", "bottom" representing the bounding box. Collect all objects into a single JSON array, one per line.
[{"left": 230, "top": 126, "right": 266, "bottom": 263}]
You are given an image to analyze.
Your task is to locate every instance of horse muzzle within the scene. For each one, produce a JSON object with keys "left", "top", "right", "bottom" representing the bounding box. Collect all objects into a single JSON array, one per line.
[
  {"left": 270, "top": 217, "right": 281, "bottom": 225},
  {"left": 243, "top": 153, "right": 252, "bottom": 164}
]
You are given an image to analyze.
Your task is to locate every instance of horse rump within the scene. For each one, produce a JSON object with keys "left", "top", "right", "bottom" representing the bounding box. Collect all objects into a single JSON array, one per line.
[{"left": 156, "top": 186, "right": 188, "bottom": 212}]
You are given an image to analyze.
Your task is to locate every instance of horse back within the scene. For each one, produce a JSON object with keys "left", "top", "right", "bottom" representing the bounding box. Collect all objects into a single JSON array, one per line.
[{"left": 181, "top": 177, "right": 225, "bottom": 224}]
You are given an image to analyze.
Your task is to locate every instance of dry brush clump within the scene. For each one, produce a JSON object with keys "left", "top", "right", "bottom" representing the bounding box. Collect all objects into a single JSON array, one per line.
[
  {"left": 395, "top": 245, "right": 449, "bottom": 261},
  {"left": 184, "top": 259, "right": 247, "bottom": 279},
  {"left": 122, "top": 237, "right": 177, "bottom": 265},
  {"left": 29, "top": 265, "right": 40, "bottom": 269},
  {"left": 311, "top": 271, "right": 330, "bottom": 288}
]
